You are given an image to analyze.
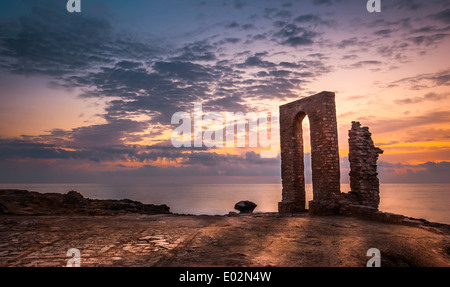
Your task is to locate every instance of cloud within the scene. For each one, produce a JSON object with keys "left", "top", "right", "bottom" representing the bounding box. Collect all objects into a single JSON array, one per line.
[
  {"left": 361, "top": 110, "right": 450, "bottom": 134},
  {"left": 407, "top": 33, "right": 447, "bottom": 46},
  {"left": 273, "top": 23, "right": 318, "bottom": 47},
  {"left": 115, "top": 61, "right": 143, "bottom": 70},
  {"left": 430, "top": 8, "right": 450, "bottom": 24},
  {"left": 387, "top": 69, "right": 450, "bottom": 89},
  {"left": 294, "top": 14, "right": 331, "bottom": 27},
  {"left": 225, "top": 21, "right": 240, "bottom": 29},
  {"left": 0, "top": 137, "right": 282, "bottom": 183},
  {"left": 269, "top": 70, "right": 292, "bottom": 77},
  {"left": 386, "top": 0, "right": 423, "bottom": 11},
  {"left": 220, "top": 37, "right": 242, "bottom": 44},
  {"left": 347, "top": 60, "right": 382, "bottom": 69},
  {"left": 336, "top": 37, "right": 368, "bottom": 49},
  {"left": 1, "top": 142, "right": 448, "bottom": 183},
  {"left": 279, "top": 61, "right": 300, "bottom": 68},
  {"left": 242, "top": 23, "right": 255, "bottom": 30},
  {"left": 402, "top": 128, "right": 450, "bottom": 142},
  {"left": 394, "top": 92, "right": 449, "bottom": 105},
  {"left": 341, "top": 54, "right": 359, "bottom": 60},
  {"left": 238, "top": 53, "right": 276, "bottom": 68},
  {"left": 0, "top": 134, "right": 281, "bottom": 171},
  {"left": 348, "top": 3, "right": 450, "bottom": 61},
  {"left": 153, "top": 61, "right": 217, "bottom": 82},
  {"left": 67, "top": 119, "right": 148, "bottom": 148},
  {"left": 374, "top": 29, "right": 393, "bottom": 36},
  {"left": 0, "top": 2, "right": 157, "bottom": 77},
  {"left": 171, "top": 40, "right": 216, "bottom": 62},
  {"left": 69, "top": 59, "right": 223, "bottom": 124},
  {"left": 379, "top": 161, "right": 450, "bottom": 183},
  {"left": 0, "top": 139, "right": 131, "bottom": 162},
  {"left": 431, "top": 70, "right": 450, "bottom": 85},
  {"left": 203, "top": 94, "right": 247, "bottom": 112},
  {"left": 376, "top": 43, "right": 409, "bottom": 59},
  {"left": 223, "top": 21, "right": 255, "bottom": 31},
  {"left": 274, "top": 10, "right": 292, "bottom": 19},
  {"left": 312, "top": 0, "right": 333, "bottom": 6},
  {"left": 233, "top": 0, "right": 246, "bottom": 9}
]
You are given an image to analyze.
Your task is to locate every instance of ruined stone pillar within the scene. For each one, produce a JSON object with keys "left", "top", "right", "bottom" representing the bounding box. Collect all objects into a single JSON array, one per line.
[
  {"left": 348, "top": 122, "right": 383, "bottom": 209},
  {"left": 279, "top": 91, "right": 341, "bottom": 213}
]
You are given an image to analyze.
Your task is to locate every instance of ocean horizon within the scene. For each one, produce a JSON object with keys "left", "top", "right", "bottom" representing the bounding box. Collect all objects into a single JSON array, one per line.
[{"left": 0, "top": 183, "right": 449, "bottom": 224}]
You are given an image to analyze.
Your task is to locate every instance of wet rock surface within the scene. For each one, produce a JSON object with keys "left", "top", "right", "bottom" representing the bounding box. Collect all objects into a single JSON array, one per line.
[
  {"left": 0, "top": 190, "right": 170, "bottom": 216},
  {"left": 0, "top": 213, "right": 448, "bottom": 267}
]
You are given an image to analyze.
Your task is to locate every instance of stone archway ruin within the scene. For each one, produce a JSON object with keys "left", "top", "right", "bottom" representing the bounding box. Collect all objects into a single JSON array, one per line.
[
  {"left": 278, "top": 91, "right": 384, "bottom": 215},
  {"left": 278, "top": 91, "right": 340, "bottom": 213}
]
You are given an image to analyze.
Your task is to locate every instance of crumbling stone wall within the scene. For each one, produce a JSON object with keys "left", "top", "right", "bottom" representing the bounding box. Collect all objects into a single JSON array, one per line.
[
  {"left": 348, "top": 121, "right": 383, "bottom": 208},
  {"left": 279, "top": 91, "right": 340, "bottom": 213}
]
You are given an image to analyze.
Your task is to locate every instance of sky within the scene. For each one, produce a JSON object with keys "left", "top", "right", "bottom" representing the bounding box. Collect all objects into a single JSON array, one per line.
[{"left": 0, "top": 0, "right": 449, "bottom": 184}]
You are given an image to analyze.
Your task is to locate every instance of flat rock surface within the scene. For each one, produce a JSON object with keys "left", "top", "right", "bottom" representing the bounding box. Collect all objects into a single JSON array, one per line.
[{"left": 0, "top": 213, "right": 449, "bottom": 267}]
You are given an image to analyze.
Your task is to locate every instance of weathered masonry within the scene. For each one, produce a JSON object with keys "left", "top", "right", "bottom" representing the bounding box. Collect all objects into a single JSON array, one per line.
[
  {"left": 348, "top": 121, "right": 384, "bottom": 208},
  {"left": 278, "top": 91, "right": 340, "bottom": 213},
  {"left": 278, "top": 91, "right": 383, "bottom": 215}
]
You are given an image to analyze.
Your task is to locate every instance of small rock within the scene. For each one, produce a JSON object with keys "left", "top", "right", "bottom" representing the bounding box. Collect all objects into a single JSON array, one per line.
[
  {"left": 140, "top": 235, "right": 165, "bottom": 242},
  {"left": 234, "top": 200, "right": 257, "bottom": 214},
  {"left": 62, "top": 191, "right": 85, "bottom": 205},
  {"left": 0, "top": 202, "right": 6, "bottom": 214},
  {"left": 99, "top": 245, "right": 114, "bottom": 254},
  {"left": 122, "top": 245, "right": 133, "bottom": 251},
  {"left": 139, "top": 236, "right": 156, "bottom": 241}
]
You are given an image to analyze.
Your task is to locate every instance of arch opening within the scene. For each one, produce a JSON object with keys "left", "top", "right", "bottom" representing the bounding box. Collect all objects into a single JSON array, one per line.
[
  {"left": 293, "top": 112, "right": 313, "bottom": 210},
  {"left": 301, "top": 116, "right": 313, "bottom": 209}
]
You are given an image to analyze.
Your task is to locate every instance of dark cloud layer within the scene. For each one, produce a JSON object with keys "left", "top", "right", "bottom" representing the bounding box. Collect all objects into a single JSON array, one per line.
[
  {"left": 1, "top": 140, "right": 448, "bottom": 183},
  {"left": 0, "top": 3, "right": 157, "bottom": 76},
  {"left": 378, "top": 161, "right": 450, "bottom": 183}
]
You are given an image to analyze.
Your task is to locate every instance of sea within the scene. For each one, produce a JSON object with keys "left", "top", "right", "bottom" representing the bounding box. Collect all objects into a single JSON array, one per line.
[{"left": 0, "top": 183, "right": 449, "bottom": 224}]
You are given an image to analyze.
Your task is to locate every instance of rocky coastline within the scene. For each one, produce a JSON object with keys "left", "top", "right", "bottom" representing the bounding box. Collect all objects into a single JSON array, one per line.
[{"left": 0, "top": 189, "right": 171, "bottom": 216}]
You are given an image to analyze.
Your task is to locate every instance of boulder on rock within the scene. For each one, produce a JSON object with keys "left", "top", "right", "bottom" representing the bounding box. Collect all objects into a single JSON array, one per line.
[
  {"left": 234, "top": 200, "right": 257, "bottom": 214},
  {"left": 63, "top": 191, "right": 85, "bottom": 205}
]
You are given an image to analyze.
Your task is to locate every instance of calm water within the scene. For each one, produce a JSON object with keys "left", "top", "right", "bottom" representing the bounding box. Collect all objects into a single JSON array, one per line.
[{"left": 0, "top": 183, "right": 449, "bottom": 224}]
